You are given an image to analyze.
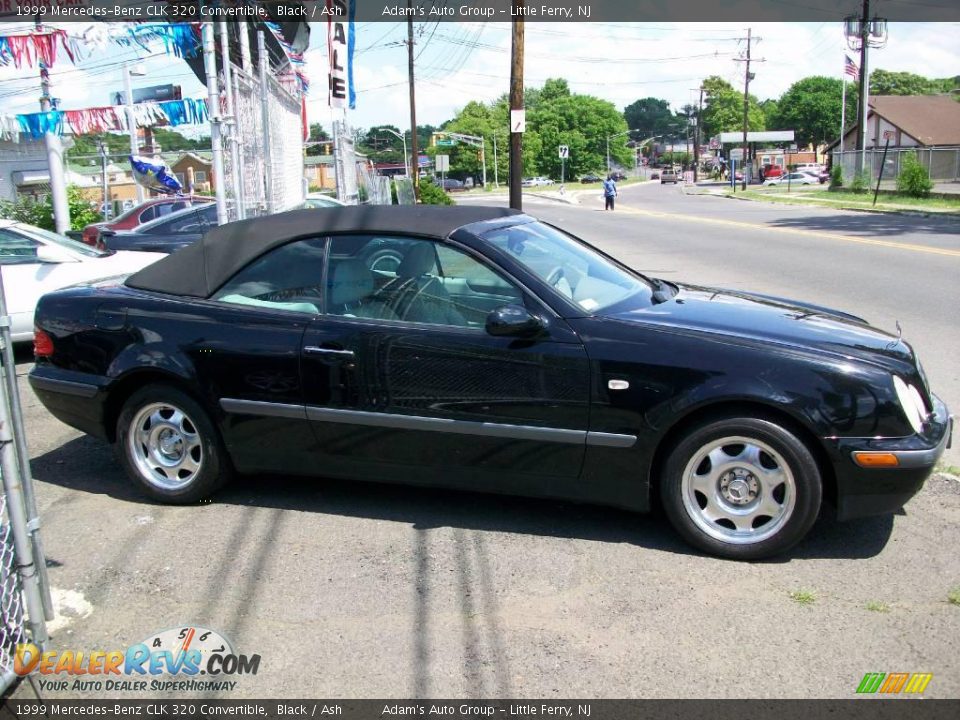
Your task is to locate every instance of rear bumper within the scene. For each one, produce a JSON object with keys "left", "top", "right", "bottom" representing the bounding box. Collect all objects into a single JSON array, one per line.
[
  {"left": 28, "top": 366, "right": 110, "bottom": 440},
  {"left": 831, "top": 395, "right": 952, "bottom": 521}
]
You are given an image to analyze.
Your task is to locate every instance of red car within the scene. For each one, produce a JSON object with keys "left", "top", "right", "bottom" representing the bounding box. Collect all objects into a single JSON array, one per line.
[
  {"left": 81, "top": 196, "right": 214, "bottom": 248},
  {"left": 761, "top": 164, "right": 784, "bottom": 179}
]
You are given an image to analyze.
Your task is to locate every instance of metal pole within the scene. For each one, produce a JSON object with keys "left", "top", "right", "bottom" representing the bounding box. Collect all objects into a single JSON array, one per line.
[
  {"left": 36, "top": 19, "right": 70, "bottom": 233},
  {"left": 403, "top": 133, "right": 409, "bottom": 178},
  {"left": 741, "top": 27, "right": 752, "bottom": 191},
  {"left": 509, "top": 3, "right": 524, "bottom": 210},
  {"left": 873, "top": 136, "right": 890, "bottom": 206},
  {"left": 493, "top": 133, "right": 499, "bottom": 188},
  {"left": 840, "top": 75, "right": 847, "bottom": 156},
  {"left": 219, "top": 21, "right": 243, "bottom": 221},
  {"left": 856, "top": 0, "right": 870, "bottom": 175},
  {"left": 0, "top": 264, "right": 53, "bottom": 622},
  {"left": 605, "top": 137, "right": 610, "bottom": 175},
  {"left": 232, "top": 73, "right": 247, "bottom": 219},
  {"left": 238, "top": 21, "right": 252, "bottom": 75},
  {"left": 694, "top": 86, "right": 704, "bottom": 182},
  {"left": 99, "top": 140, "right": 109, "bottom": 220},
  {"left": 257, "top": 31, "right": 274, "bottom": 214},
  {"left": 407, "top": 4, "right": 420, "bottom": 201},
  {"left": 202, "top": 22, "right": 227, "bottom": 223},
  {"left": 481, "top": 136, "right": 487, "bottom": 189},
  {"left": 123, "top": 63, "right": 146, "bottom": 205}
]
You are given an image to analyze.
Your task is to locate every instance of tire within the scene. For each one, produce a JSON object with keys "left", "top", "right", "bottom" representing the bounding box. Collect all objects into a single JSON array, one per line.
[
  {"left": 116, "top": 384, "right": 232, "bottom": 504},
  {"left": 660, "top": 417, "right": 822, "bottom": 560}
]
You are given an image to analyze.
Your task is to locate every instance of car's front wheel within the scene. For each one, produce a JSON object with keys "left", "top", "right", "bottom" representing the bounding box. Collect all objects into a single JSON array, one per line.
[
  {"left": 660, "top": 417, "right": 822, "bottom": 560},
  {"left": 116, "top": 384, "right": 231, "bottom": 504}
]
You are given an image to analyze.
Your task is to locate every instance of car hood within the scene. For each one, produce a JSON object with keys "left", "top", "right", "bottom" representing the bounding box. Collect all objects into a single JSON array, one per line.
[{"left": 608, "top": 282, "right": 918, "bottom": 374}]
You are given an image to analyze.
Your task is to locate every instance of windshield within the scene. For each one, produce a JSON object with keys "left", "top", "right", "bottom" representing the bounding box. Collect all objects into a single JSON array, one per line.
[
  {"left": 14, "top": 223, "right": 109, "bottom": 258},
  {"left": 481, "top": 221, "right": 651, "bottom": 313}
]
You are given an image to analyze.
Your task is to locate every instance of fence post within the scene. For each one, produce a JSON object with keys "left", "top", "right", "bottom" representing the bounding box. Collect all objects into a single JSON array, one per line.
[{"left": 257, "top": 31, "right": 274, "bottom": 215}]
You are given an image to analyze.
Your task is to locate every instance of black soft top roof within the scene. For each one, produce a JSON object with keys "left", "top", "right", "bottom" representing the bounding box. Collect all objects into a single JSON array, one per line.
[{"left": 125, "top": 205, "right": 524, "bottom": 298}]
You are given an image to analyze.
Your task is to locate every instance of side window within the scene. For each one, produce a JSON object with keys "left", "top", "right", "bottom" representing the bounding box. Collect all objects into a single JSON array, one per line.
[
  {"left": 163, "top": 209, "right": 207, "bottom": 234},
  {"left": 138, "top": 206, "right": 157, "bottom": 223},
  {"left": 326, "top": 235, "right": 522, "bottom": 328},
  {"left": 212, "top": 238, "right": 327, "bottom": 314},
  {"left": 0, "top": 230, "right": 40, "bottom": 265}
]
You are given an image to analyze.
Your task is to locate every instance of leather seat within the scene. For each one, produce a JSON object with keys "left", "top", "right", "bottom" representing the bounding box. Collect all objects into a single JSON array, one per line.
[
  {"left": 381, "top": 244, "right": 465, "bottom": 326},
  {"left": 328, "top": 260, "right": 397, "bottom": 319}
]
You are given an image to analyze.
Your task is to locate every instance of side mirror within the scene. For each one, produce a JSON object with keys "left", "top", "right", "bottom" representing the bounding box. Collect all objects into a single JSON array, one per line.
[{"left": 485, "top": 304, "right": 546, "bottom": 338}]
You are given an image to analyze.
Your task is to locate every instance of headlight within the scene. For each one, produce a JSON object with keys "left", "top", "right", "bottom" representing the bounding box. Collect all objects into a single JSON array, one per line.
[{"left": 892, "top": 375, "right": 927, "bottom": 434}]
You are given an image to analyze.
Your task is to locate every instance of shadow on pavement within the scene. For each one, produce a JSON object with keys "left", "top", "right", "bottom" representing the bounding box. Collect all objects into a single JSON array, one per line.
[
  {"left": 32, "top": 435, "right": 894, "bottom": 562},
  {"left": 767, "top": 211, "right": 960, "bottom": 238}
]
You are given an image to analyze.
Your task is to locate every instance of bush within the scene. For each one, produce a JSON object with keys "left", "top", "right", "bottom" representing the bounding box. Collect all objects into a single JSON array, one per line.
[
  {"left": 829, "top": 165, "right": 843, "bottom": 190},
  {"left": 849, "top": 172, "right": 870, "bottom": 193},
  {"left": 896, "top": 153, "right": 934, "bottom": 198},
  {"left": 418, "top": 179, "right": 453, "bottom": 206},
  {"left": 0, "top": 185, "right": 99, "bottom": 232}
]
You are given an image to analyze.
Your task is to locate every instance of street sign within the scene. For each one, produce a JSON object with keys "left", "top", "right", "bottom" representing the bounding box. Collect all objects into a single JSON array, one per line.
[
  {"left": 511, "top": 109, "right": 526, "bottom": 133},
  {"left": 435, "top": 154, "right": 450, "bottom": 172},
  {"left": 883, "top": 130, "right": 895, "bottom": 140},
  {"left": 558, "top": 145, "right": 569, "bottom": 159},
  {"left": 436, "top": 138, "right": 456, "bottom": 147}
]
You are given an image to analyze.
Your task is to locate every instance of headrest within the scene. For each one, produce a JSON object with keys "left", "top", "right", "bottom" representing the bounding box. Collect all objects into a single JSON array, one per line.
[
  {"left": 398, "top": 243, "right": 436, "bottom": 278},
  {"left": 330, "top": 260, "right": 374, "bottom": 305}
]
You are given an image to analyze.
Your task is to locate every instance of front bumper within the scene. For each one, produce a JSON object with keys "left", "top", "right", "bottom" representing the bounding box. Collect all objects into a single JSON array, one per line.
[{"left": 830, "top": 395, "right": 952, "bottom": 521}]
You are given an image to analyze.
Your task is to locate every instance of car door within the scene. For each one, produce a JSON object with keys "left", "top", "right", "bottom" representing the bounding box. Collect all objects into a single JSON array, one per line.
[{"left": 300, "top": 234, "right": 591, "bottom": 490}]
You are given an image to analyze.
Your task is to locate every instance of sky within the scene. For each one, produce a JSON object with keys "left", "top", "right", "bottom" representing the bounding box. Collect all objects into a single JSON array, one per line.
[{"left": 1, "top": 20, "right": 958, "bottom": 137}]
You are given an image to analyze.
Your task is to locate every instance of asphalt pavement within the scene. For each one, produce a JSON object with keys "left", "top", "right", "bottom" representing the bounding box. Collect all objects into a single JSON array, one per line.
[{"left": 9, "top": 189, "right": 960, "bottom": 700}]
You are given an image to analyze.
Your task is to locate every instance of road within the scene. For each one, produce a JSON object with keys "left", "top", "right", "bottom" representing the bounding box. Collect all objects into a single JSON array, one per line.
[{"left": 9, "top": 189, "right": 960, "bottom": 701}]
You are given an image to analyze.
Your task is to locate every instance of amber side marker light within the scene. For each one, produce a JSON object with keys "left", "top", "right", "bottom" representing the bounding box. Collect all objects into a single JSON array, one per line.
[
  {"left": 33, "top": 328, "right": 54, "bottom": 358},
  {"left": 853, "top": 452, "right": 900, "bottom": 468}
]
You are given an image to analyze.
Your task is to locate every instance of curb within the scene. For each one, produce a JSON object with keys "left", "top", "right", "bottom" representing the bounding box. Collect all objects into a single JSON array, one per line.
[
  {"left": 527, "top": 192, "right": 580, "bottom": 205},
  {"left": 712, "top": 191, "right": 960, "bottom": 220}
]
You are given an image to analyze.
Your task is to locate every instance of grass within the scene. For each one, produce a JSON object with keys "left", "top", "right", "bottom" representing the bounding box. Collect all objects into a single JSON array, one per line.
[
  {"left": 865, "top": 601, "right": 890, "bottom": 613},
  {"left": 935, "top": 462, "right": 960, "bottom": 476},
  {"left": 727, "top": 186, "right": 960, "bottom": 213},
  {"left": 948, "top": 587, "right": 960, "bottom": 606},
  {"left": 788, "top": 589, "right": 816, "bottom": 606}
]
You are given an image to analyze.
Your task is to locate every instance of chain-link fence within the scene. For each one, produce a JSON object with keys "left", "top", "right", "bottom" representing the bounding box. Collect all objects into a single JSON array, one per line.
[
  {"left": 832, "top": 147, "right": 960, "bottom": 182},
  {"left": 0, "top": 273, "right": 51, "bottom": 695},
  {"left": 220, "top": 34, "right": 306, "bottom": 222}
]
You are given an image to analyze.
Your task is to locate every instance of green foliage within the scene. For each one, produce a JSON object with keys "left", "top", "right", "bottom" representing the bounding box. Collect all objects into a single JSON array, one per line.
[
  {"left": 0, "top": 185, "right": 99, "bottom": 232},
  {"left": 698, "top": 75, "right": 765, "bottom": 139},
  {"left": 417, "top": 179, "right": 453, "bottom": 206},
  {"left": 949, "top": 587, "right": 960, "bottom": 606},
  {"left": 870, "top": 69, "right": 956, "bottom": 96},
  {"left": 623, "top": 97, "right": 681, "bottom": 139},
  {"left": 896, "top": 153, "right": 934, "bottom": 197},
  {"left": 772, "top": 76, "right": 849, "bottom": 148},
  {"left": 69, "top": 129, "right": 208, "bottom": 158},
  {"left": 850, "top": 172, "right": 870, "bottom": 193},
  {"left": 306, "top": 123, "right": 331, "bottom": 156},
  {"left": 788, "top": 589, "right": 816, "bottom": 606},
  {"left": 829, "top": 165, "right": 843, "bottom": 189}
]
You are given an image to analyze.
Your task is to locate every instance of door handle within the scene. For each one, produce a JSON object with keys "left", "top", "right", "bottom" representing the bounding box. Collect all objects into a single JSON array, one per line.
[{"left": 304, "top": 346, "right": 355, "bottom": 359}]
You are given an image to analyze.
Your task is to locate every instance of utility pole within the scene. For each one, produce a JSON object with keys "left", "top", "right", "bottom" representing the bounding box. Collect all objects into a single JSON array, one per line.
[
  {"left": 740, "top": 28, "right": 752, "bottom": 191},
  {"left": 693, "top": 86, "right": 704, "bottom": 182},
  {"left": 122, "top": 63, "right": 146, "bottom": 205},
  {"left": 845, "top": 1, "right": 886, "bottom": 176},
  {"left": 406, "top": 4, "right": 420, "bottom": 201},
  {"left": 36, "top": 18, "right": 69, "bottom": 232},
  {"left": 509, "top": 1, "right": 525, "bottom": 210},
  {"left": 493, "top": 132, "right": 499, "bottom": 188},
  {"left": 99, "top": 139, "right": 109, "bottom": 221},
  {"left": 202, "top": 22, "right": 227, "bottom": 223}
]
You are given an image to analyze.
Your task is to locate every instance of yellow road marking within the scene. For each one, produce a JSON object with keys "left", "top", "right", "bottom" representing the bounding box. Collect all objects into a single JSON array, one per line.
[{"left": 614, "top": 204, "right": 960, "bottom": 258}]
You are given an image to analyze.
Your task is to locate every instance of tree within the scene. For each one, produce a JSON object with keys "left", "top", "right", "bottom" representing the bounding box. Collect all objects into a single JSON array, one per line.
[
  {"left": 623, "top": 97, "right": 677, "bottom": 139},
  {"left": 870, "top": 69, "right": 946, "bottom": 96},
  {"left": 699, "top": 75, "right": 765, "bottom": 139},
  {"left": 306, "top": 123, "right": 331, "bottom": 156},
  {"left": 773, "top": 76, "right": 849, "bottom": 148}
]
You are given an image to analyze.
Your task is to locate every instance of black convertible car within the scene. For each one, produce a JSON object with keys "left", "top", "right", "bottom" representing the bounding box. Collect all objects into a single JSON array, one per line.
[{"left": 29, "top": 206, "right": 951, "bottom": 559}]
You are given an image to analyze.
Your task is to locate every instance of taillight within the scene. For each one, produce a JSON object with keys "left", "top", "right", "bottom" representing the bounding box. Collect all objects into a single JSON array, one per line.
[
  {"left": 81, "top": 228, "right": 97, "bottom": 246},
  {"left": 33, "top": 328, "right": 54, "bottom": 357}
]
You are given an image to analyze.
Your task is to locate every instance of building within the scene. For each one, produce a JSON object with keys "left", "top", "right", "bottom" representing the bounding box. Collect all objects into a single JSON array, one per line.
[
  {"left": 834, "top": 95, "right": 960, "bottom": 151},
  {"left": 171, "top": 152, "right": 214, "bottom": 193},
  {"left": 304, "top": 155, "right": 336, "bottom": 190}
]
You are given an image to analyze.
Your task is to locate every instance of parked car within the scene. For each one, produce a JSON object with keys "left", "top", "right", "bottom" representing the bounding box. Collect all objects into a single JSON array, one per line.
[
  {"left": 580, "top": 174, "right": 604, "bottom": 184},
  {"left": 650, "top": 173, "right": 660, "bottom": 180},
  {"left": 521, "top": 177, "right": 554, "bottom": 187},
  {"left": 28, "top": 206, "right": 951, "bottom": 560},
  {"left": 100, "top": 203, "right": 219, "bottom": 254},
  {"left": 82, "top": 196, "right": 214, "bottom": 249},
  {"left": 610, "top": 171, "right": 627, "bottom": 181},
  {"left": 763, "top": 172, "right": 819, "bottom": 186},
  {"left": 660, "top": 169, "right": 678, "bottom": 184},
  {"left": 761, "top": 164, "right": 784, "bottom": 180},
  {"left": 0, "top": 219, "right": 163, "bottom": 342},
  {"left": 303, "top": 194, "right": 347, "bottom": 209},
  {"left": 440, "top": 178, "right": 465, "bottom": 191}
]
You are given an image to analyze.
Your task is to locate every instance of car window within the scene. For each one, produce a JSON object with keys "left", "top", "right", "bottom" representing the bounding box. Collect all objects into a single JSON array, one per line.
[
  {"left": 0, "top": 229, "right": 40, "bottom": 265},
  {"left": 212, "top": 238, "right": 327, "bottom": 314},
  {"left": 482, "top": 221, "right": 652, "bottom": 313},
  {"left": 326, "top": 235, "right": 523, "bottom": 328},
  {"left": 138, "top": 206, "right": 157, "bottom": 223},
  {"left": 7, "top": 224, "right": 107, "bottom": 258}
]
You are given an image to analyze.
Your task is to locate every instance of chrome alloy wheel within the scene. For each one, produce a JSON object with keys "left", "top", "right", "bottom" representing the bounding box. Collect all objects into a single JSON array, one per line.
[
  {"left": 127, "top": 402, "right": 203, "bottom": 491},
  {"left": 681, "top": 436, "right": 796, "bottom": 545}
]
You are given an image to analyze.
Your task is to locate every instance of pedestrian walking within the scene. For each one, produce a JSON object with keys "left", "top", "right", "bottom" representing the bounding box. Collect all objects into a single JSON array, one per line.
[{"left": 603, "top": 175, "right": 618, "bottom": 210}]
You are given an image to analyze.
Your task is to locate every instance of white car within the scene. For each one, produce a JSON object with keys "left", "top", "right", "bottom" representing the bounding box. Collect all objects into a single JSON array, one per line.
[
  {"left": 303, "top": 193, "right": 347, "bottom": 209},
  {"left": 521, "top": 177, "right": 554, "bottom": 187},
  {"left": 0, "top": 220, "right": 165, "bottom": 342},
  {"left": 763, "top": 172, "right": 819, "bottom": 186}
]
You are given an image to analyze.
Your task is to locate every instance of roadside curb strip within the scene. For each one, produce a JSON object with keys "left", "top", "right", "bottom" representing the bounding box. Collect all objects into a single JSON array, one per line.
[
  {"left": 714, "top": 190, "right": 960, "bottom": 220},
  {"left": 527, "top": 192, "right": 580, "bottom": 205}
]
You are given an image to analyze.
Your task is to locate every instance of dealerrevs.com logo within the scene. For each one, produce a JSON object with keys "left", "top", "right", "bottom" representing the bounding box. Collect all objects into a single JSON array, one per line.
[
  {"left": 856, "top": 672, "right": 933, "bottom": 695},
  {"left": 15, "top": 626, "right": 260, "bottom": 693}
]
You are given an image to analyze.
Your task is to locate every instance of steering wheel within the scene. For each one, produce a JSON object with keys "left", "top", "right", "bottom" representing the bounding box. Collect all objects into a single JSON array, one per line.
[{"left": 544, "top": 266, "right": 565, "bottom": 287}]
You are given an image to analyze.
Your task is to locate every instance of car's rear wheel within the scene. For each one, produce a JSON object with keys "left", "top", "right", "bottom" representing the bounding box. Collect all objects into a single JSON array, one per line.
[
  {"left": 116, "top": 384, "right": 231, "bottom": 503},
  {"left": 660, "top": 417, "right": 822, "bottom": 560}
]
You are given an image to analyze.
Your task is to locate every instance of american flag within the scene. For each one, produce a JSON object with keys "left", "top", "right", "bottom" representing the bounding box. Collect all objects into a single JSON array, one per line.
[{"left": 845, "top": 55, "right": 860, "bottom": 80}]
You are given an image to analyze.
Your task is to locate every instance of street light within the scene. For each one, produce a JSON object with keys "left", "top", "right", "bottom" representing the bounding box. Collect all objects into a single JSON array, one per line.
[
  {"left": 380, "top": 127, "right": 409, "bottom": 178},
  {"left": 124, "top": 62, "right": 147, "bottom": 204}
]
